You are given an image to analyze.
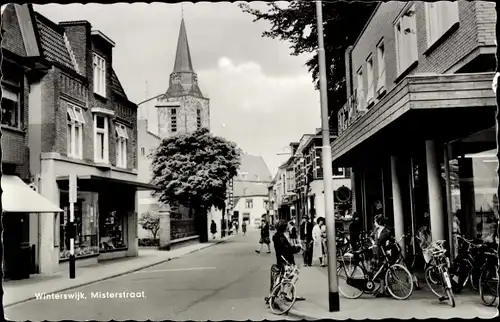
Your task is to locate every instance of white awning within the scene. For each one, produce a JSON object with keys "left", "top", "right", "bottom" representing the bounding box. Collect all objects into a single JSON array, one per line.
[{"left": 1, "top": 175, "right": 63, "bottom": 213}]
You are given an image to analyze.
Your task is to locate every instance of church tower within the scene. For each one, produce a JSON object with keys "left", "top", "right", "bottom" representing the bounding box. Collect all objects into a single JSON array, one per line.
[{"left": 156, "top": 18, "right": 210, "bottom": 138}]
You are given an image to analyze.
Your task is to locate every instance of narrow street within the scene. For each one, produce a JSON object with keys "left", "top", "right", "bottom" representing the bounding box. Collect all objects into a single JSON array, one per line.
[{"left": 5, "top": 231, "right": 297, "bottom": 321}]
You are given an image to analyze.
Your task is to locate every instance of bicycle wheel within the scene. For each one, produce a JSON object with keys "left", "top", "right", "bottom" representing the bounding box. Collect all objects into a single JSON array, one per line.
[
  {"left": 425, "top": 265, "right": 445, "bottom": 298},
  {"left": 385, "top": 263, "right": 414, "bottom": 300},
  {"left": 337, "top": 261, "right": 364, "bottom": 299},
  {"left": 479, "top": 264, "right": 499, "bottom": 307},
  {"left": 268, "top": 281, "right": 297, "bottom": 315},
  {"left": 442, "top": 268, "right": 455, "bottom": 308}
]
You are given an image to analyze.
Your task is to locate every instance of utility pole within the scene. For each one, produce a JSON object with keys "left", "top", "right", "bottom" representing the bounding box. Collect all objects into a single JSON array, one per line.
[
  {"left": 68, "top": 174, "right": 77, "bottom": 279},
  {"left": 316, "top": 0, "right": 340, "bottom": 312}
]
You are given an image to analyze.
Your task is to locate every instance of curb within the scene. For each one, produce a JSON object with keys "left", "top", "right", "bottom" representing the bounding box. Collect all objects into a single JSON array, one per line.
[{"left": 4, "top": 236, "right": 233, "bottom": 308}]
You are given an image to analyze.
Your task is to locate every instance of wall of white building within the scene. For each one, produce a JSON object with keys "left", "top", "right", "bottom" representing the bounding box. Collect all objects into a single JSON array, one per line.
[{"left": 234, "top": 195, "right": 268, "bottom": 229}]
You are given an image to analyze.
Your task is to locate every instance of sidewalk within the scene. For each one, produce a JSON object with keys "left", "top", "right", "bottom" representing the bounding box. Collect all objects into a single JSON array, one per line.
[
  {"left": 3, "top": 236, "right": 233, "bottom": 308},
  {"left": 285, "top": 265, "right": 498, "bottom": 320}
]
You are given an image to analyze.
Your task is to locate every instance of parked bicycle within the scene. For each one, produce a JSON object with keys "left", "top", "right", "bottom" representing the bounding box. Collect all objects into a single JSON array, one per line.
[
  {"left": 337, "top": 239, "right": 414, "bottom": 300},
  {"left": 479, "top": 247, "right": 498, "bottom": 306},
  {"left": 451, "top": 235, "right": 485, "bottom": 293},
  {"left": 391, "top": 234, "right": 420, "bottom": 290},
  {"left": 265, "top": 256, "right": 300, "bottom": 315},
  {"left": 423, "top": 240, "right": 456, "bottom": 307}
]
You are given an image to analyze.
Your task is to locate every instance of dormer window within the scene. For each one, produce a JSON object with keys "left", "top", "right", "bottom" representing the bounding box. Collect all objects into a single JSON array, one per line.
[{"left": 93, "top": 53, "right": 106, "bottom": 97}]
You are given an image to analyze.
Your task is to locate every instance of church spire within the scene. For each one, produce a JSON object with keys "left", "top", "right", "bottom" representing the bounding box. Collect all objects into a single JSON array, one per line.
[
  {"left": 166, "top": 17, "right": 204, "bottom": 98},
  {"left": 173, "top": 18, "right": 194, "bottom": 73}
]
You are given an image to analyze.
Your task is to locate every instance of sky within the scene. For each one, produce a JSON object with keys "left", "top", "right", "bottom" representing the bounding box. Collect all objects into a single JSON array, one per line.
[{"left": 34, "top": 2, "right": 321, "bottom": 176}]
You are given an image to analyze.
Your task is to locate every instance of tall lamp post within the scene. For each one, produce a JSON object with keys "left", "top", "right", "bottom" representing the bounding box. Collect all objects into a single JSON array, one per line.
[{"left": 316, "top": 0, "right": 340, "bottom": 312}]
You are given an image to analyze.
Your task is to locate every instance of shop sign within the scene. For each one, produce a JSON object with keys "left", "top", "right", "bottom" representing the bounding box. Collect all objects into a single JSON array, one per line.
[
  {"left": 63, "top": 207, "right": 68, "bottom": 225},
  {"left": 69, "top": 174, "right": 77, "bottom": 203}
]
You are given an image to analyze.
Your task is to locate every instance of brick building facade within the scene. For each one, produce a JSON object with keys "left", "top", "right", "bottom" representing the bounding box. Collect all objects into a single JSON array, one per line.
[
  {"left": 1, "top": 4, "right": 155, "bottom": 278},
  {"left": 334, "top": 0, "right": 497, "bottom": 260}
]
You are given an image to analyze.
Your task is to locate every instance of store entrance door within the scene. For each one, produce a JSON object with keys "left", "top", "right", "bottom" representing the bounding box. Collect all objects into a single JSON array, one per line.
[{"left": 3, "top": 212, "right": 30, "bottom": 280}]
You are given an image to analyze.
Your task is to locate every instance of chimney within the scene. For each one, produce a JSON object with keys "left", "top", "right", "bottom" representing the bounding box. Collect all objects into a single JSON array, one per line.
[
  {"left": 59, "top": 21, "right": 92, "bottom": 78},
  {"left": 345, "top": 45, "right": 353, "bottom": 98},
  {"left": 290, "top": 142, "right": 300, "bottom": 156}
]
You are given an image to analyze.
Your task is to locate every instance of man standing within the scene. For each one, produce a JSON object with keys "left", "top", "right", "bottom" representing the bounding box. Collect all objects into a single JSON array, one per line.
[{"left": 300, "top": 216, "right": 314, "bottom": 266}]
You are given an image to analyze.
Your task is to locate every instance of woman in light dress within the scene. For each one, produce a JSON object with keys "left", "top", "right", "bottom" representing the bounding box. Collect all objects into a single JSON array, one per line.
[{"left": 312, "top": 217, "right": 326, "bottom": 266}]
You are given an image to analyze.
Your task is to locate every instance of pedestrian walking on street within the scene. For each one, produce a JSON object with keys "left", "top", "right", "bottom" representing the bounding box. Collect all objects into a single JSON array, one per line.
[
  {"left": 288, "top": 221, "right": 298, "bottom": 245},
  {"left": 256, "top": 219, "right": 271, "bottom": 254},
  {"left": 234, "top": 221, "right": 239, "bottom": 235},
  {"left": 242, "top": 221, "right": 247, "bottom": 235},
  {"left": 312, "top": 217, "right": 325, "bottom": 266},
  {"left": 210, "top": 220, "right": 217, "bottom": 239}
]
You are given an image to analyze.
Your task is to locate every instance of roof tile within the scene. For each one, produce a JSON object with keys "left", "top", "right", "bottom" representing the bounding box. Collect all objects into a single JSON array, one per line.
[{"left": 35, "top": 13, "right": 75, "bottom": 72}]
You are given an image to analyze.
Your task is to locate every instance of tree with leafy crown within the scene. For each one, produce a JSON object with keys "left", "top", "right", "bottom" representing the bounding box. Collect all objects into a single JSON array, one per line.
[
  {"left": 150, "top": 128, "right": 241, "bottom": 242},
  {"left": 239, "top": 1, "right": 377, "bottom": 130}
]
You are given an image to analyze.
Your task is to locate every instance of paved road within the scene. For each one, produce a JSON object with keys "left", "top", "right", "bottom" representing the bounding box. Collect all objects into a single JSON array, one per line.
[{"left": 5, "top": 231, "right": 298, "bottom": 321}]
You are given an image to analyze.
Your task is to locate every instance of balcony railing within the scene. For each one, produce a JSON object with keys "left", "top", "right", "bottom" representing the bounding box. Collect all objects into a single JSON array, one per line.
[{"left": 337, "top": 91, "right": 367, "bottom": 135}]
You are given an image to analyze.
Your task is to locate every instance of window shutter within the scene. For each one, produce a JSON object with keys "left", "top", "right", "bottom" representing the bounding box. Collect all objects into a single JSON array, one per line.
[{"left": 2, "top": 87, "right": 18, "bottom": 101}]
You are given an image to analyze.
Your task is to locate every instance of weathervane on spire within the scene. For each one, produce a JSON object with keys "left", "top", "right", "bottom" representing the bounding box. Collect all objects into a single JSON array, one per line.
[{"left": 181, "top": 4, "right": 184, "bottom": 19}]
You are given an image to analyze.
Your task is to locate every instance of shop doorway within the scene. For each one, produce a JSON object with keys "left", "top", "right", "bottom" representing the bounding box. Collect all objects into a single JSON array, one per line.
[{"left": 3, "top": 212, "right": 30, "bottom": 279}]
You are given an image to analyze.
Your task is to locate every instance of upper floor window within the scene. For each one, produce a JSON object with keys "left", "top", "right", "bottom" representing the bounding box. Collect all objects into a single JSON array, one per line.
[
  {"left": 67, "top": 104, "right": 85, "bottom": 159},
  {"left": 93, "top": 53, "right": 106, "bottom": 97},
  {"left": 197, "top": 109, "right": 201, "bottom": 129},
  {"left": 356, "top": 68, "right": 365, "bottom": 111},
  {"left": 425, "top": 1, "right": 459, "bottom": 49},
  {"left": 394, "top": 5, "right": 418, "bottom": 76},
  {"left": 1, "top": 85, "right": 20, "bottom": 128},
  {"left": 333, "top": 167, "right": 345, "bottom": 178},
  {"left": 366, "top": 55, "right": 375, "bottom": 106},
  {"left": 94, "top": 114, "right": 109, "bottom": 163},
  {"left": 170, "top": 108, "right": 177, "bottom": 132},
  {"left": 115, "top": 123, "right": 128, "bottom": 168},
  {"left": 376, "top": 40, "right": 386, "bottom": 96},
  {"left": 245, "top": 199, "right": 253, "bottom": 209}
]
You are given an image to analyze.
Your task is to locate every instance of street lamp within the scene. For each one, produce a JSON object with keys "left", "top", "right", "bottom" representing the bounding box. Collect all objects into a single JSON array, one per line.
[{"left": 316, "top": 0, "right": 340, "bottom": 312}]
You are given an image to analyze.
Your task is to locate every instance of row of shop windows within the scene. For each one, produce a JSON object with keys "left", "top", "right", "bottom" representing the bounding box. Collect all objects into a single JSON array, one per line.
[
  {"left": 58, "top": 191, "right": 128, "bottom": 260},
  {"left": 356, "top": 129, "right": 498, "bottom": 257}
]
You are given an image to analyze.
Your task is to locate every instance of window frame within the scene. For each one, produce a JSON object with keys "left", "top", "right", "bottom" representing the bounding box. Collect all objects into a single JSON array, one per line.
[
  {"left": 356, "top": 67, "right": 366, "bottom": 111},
  {"left": 115, "top": 123, "right": 128, "bottom": 168},
  {"left": 93, "top": 114, "right": 109, "bottom": 163},
  {"left": 245, "top": 198, "right": 253, "bottom": 209},
  {"left": 333, "top": 167, "right": 345, "bottom": 178},
  {"left": 1, "top": 84, "right": 21, "bottom": 129},
  {"left": 366, "top": 54, "right": 375, "bottom": 105},
  {"left": 196, "top": 109, "right": 202, "bottom": 129},
  {"left": 93, "top": 53, "right": 107, "bottom": 98},
  {"left": 66, "top": 103, "right": 85, "bottom": 160},
  {"left": 394, "top": 5, "right": 418, "bottom": 77},
  {"left": 376, "top": 39, "right": 386, "bottom": 94},
  {"left": 425, "top": 1, "right": 460, "bottom": 49},
  {"left": 170, "top": 108, "right": 177, "bottom": 133}
]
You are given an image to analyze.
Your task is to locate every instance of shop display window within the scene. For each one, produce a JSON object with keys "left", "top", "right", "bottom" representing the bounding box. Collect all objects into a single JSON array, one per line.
[
  {"left": 59, "top": 191, "right": 99, "bottom": 260},
  {"left": 99, "top": 210, "right": 127, "bottom": 251}
]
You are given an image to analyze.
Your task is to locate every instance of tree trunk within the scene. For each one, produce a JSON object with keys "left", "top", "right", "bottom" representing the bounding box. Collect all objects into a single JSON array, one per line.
[{"left": 197, "top": 210, "right": 209, "bottom": 243}]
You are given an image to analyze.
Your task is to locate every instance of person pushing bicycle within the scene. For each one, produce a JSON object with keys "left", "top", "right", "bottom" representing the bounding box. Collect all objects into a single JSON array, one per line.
[{"left": 269, "top": 220, "right": 305, "bottom": 301}]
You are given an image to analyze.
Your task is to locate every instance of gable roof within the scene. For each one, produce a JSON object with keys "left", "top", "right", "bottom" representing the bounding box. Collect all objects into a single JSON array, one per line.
[
  {"left": 233, "top": 181, "right": 269, "bottom": 197},
  {"left": 1, "top": 4, "right": 41, "bottom": 58},
  {"left": 34, "top": 12, "right": 77, "bottom": 73},
  {"left": 110, "top": 68, "right": 128, "bottom": 99},
  {"left": 237, "top": 154, "right": 272, "bottom": 183}
]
